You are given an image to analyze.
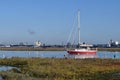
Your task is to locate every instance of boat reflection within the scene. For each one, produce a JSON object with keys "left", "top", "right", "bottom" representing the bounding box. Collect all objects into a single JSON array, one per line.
[{"left": 67, "top": 54, "right": 97, "bottom": 59}]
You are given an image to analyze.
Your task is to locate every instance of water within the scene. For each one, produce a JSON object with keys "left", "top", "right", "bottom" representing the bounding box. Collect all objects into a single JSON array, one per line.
[
  {"left": 0, "top": 65, "right": 19, "bottom": 71},
  {"left": 0, "top": 65, "right": 19, "bottom": 80},
  {"left": 97, "top": 51, "right": 120, "bottom": 59},
  {"left": 0, "top": 51, "right": 66, "bottom": 58},
  {"left": 0, "top": 51, "right": 120, "bottom": 59}
]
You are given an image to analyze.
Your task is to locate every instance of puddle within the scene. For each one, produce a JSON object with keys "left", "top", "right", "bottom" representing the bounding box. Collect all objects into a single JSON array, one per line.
[
  {"left": 0, "top": 65, "right": 20, "bottom": 80},
  {"left": 0, "top": 65, "right": 19, "bottom": 71},
  {"left": 112, "top": 72, "right": 120, "bottom": 76},
  {"left": 0, "top": 76, "right": 3, "bottom": 80}
]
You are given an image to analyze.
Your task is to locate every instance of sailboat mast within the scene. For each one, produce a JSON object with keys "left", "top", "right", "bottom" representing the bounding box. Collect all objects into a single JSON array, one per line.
[{"left": 78, "top": 10, "right": 80, "bottom": 45}]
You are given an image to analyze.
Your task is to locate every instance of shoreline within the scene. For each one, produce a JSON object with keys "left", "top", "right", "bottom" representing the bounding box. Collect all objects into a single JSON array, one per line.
[
  {"left": 0, "top": 47, "right": 120, "bottom": 52},
  {"left": 0, "top": 47, "right": 65, "bottom": 51}
]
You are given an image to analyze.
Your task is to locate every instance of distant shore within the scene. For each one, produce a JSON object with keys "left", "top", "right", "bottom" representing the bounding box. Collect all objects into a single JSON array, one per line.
[
  {"left": 97, "top": 48, "right": 120, "bottom": 52},
  {"left": 0, "top": 47, "right": 120, "bottom": 52},
  {"left": 0, "top": 47, "right": 65, "bottom": 51}
]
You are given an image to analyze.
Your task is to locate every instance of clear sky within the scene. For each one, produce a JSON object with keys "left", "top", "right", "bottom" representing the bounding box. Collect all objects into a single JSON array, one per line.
[{"left": 0, "top": 0, "right": 120, "bottom": 45}]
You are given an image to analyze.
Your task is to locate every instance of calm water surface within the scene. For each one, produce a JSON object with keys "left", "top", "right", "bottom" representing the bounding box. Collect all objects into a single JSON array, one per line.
[{"left": 0, "top": 51, "right": 120, "bottom": 59}]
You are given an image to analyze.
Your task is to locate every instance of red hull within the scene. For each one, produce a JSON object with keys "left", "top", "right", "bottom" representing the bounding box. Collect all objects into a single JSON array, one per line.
[{"left": 67, "top": 50, "right": 96, "bottom": 55}]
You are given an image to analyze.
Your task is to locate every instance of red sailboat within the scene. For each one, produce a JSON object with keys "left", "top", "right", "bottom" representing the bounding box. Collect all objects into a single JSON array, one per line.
[{"left": 67, "top": 10, "right": 97, "bottom": 55}]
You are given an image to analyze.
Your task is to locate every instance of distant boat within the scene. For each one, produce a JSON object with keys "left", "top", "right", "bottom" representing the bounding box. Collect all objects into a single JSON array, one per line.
[{"left": 67, "top": 10, "right": 97, "bottom": 55}]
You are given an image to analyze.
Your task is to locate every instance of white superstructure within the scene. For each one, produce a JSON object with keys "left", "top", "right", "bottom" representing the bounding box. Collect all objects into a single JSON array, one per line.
[{"left": 35, "top": 41, "right": 42, "bottom": 47}]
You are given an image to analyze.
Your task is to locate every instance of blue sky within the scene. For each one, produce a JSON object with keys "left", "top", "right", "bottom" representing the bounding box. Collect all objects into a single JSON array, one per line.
[{"left": 0, "top": 0, "right": 120, "bottom": 45}]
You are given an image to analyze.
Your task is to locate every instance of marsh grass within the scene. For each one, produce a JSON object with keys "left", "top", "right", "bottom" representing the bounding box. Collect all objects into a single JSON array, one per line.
[{"left": 0, "top": 58, "right": 120, "bottom": 80}]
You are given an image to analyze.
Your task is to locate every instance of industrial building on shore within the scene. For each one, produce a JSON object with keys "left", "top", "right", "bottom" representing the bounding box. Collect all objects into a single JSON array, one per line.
[{"left": 0, "top": 39, "right": 120, "bottom": 48}]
